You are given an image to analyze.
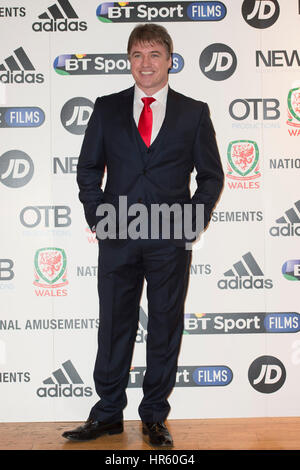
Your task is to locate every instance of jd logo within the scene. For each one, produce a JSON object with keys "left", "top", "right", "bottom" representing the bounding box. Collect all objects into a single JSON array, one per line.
[
  {"left": 242, "top": 0, "right": 280, "bottom": 29},
  {"left": 199, "top": 43, "right": 237, "bottom": 81},
  {"left": 248, "top": 355, "right": 286, "bottom": 393},
  {"left": 0, "top": 150, "right": 34, "bottom": 188},
  {"left": 60, "top": 97, "right": 93, "bottom": 135}
]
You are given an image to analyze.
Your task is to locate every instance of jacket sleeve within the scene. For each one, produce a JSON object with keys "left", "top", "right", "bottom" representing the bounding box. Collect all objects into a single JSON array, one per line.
[
  {"left": 76, "top": 97, "right": 106, "bottom": 230},
  {"left": 191, "top": 102, "right": 224, "bottom": 233}
]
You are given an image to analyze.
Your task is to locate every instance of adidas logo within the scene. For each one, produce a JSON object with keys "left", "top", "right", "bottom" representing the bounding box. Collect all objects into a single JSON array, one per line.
[
  {"left": 217, "top": 251, "right": 273, "bottom": 289},
  {"left": 270, "top": 200, "right": 300, "bottom": 237},
  {"left": 0, "top": 47, "right": 44, "bottom": 84},
  {"left": 32, "top": 0, "right": 87, "bottom": 32},
  {"left": 36, "top": 360, "right": 92, "bottom": 397}
]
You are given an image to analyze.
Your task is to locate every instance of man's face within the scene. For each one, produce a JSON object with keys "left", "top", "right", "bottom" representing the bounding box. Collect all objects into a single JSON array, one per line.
[{"left": 129, "top": 41, "right": 172, "bottom": 95}]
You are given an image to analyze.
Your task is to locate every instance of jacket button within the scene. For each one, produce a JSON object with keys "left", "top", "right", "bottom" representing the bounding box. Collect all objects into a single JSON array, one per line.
[{"left": 143, "top": 169, "right": 147, "bottom": 175}]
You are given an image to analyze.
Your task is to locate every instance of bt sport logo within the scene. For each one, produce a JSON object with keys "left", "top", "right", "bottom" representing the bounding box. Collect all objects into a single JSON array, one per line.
[
  {"left": 53, "top": 52, "right": 184, "bottom": 75},
  {"left": 96, "top": 1, "right": 227, "bottom": 23}
]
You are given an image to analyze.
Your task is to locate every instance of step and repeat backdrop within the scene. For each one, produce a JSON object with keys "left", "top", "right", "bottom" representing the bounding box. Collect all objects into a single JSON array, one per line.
[{"left": 1, "top": 0, "right": 300, "bottom": 422}]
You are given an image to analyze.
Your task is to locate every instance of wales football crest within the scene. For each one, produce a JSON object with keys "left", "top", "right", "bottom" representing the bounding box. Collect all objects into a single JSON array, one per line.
[
  {"left": 34, "top": 247, "right": 68, "bottom": 288},
  {"left": 287, "top": 86, "right": 300, "bottom": 128},
  {"left": 227, "top": 140, "right": 260, "bottom": 180}
]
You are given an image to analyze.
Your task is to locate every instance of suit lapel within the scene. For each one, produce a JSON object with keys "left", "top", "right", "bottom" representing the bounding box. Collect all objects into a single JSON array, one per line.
[
  {"left": 152, "top": 87, "right": 178, "bottom": 147},
  {"left": 119, "top": 86, "right": 135, "bottom": 143},
  {"left": 118, "top": 86, "right": 146, "bottom": 169}
]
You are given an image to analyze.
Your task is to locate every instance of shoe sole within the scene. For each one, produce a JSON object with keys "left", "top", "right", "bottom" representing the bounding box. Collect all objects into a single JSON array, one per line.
[{"left": 63, "top": 426, "right": 123, "bottom": 442}]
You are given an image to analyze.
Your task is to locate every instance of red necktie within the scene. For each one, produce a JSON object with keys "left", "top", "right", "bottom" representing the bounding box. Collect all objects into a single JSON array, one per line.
[{"left": 138, "top": 97, "right": 156, "bottom": 147}]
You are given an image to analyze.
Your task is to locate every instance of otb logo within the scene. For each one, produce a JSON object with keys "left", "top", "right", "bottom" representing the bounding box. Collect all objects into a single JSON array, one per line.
[
  {"left": 226, "top": 140, "right": 260, "bottom": 189},
  {"left": 32, "top": 0, "right": 87, "bottom": 32},
  {"left": 0, "top": 150, "right": 34, "bottom": 188},
  {"left": 96, "top": 2, "right": 227, "bottom": 23},
  {"left": 0, "top": 259, "right": 14, "bottom": 281},
  {"left": 229, "top": 98, "right": 280, "bottom": 121},
  {"left": 242, "top": 0, "right": 280, "bottom": 29},
  {"left": 20, "top": 206, "right": 71, "bottom": 228},
  {"left": 269, "top": 200, "right": 300, "bottom": 237},
  {"left": 282, "top": 260, "right": 300, "bottom": 281},
  {"left": 199, "top": 43, "right": 237, "bottom": 81},
  {"left": 61, "top": 97, "right": 93, "bottom": 135},
  {"left": 248, "top": 356, "right": 286, "bottom": 393},
  {"left": 287, "top": 85, "right": 300, "bottom": 136},
  {"left": 34, "top": 248, "right": 68, "bottom": 296}
]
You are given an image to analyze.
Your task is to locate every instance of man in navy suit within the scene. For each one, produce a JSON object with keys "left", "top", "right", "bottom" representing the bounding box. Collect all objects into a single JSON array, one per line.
[{"left": 63, "top": 24, "right": 223, "bottom": 446}]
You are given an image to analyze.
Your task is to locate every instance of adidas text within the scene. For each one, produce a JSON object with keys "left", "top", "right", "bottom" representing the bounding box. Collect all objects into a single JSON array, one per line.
[
  {"left": 217, "top": 277, "right": 273, "bottom": 290},
  {"left": 36, "top": 384, "right": 92, "bottom": 397},
  {"left": 0, "top": 71, "right": 44, "bottom": 84},
  {"left": 32, "top": 19, "right": 87, "bottom": 32},
  {"left": 269, "top": 224, "right": 300, "bottom": 237}
]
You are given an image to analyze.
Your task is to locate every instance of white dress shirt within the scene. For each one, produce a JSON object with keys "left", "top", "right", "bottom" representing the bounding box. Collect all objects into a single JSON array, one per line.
[{"left": 133, "top": 83, "right": 168, "bottom": 145}]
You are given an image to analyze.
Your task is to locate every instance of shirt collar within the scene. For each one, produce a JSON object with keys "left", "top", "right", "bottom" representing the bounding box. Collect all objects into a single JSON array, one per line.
[{"left": 134, "top": 83, "right": 169, "bottom": 106}]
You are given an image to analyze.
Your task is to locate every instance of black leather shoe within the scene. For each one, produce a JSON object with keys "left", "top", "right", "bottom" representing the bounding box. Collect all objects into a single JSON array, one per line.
[
  {"left": 142, "top": 422, "right": 173, "bottom": 447},
  {"left": 62, "top": 418, "right": 123, "bottom": 441}
]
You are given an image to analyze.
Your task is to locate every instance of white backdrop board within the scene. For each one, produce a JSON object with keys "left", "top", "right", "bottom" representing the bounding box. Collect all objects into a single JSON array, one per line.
[{"left": 1, "top": 0, "right": 300, "bottom": 422}]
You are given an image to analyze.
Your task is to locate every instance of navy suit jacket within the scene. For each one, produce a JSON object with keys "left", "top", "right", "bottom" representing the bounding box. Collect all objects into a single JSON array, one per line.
[{"left": 77, "top": 85, "right": 224, "bottom": 242}]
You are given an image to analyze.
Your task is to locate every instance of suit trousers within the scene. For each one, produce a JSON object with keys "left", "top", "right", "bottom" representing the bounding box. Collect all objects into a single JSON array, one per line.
[{"left": 89, "top": 237, "right": 192, "bottom": 423}]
